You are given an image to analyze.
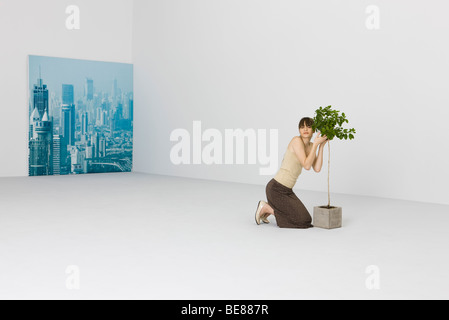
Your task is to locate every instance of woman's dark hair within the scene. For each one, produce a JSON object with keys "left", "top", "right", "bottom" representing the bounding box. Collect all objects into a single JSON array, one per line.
[{"left": 299, "top": 117, "right": 314, "bottom": 129}]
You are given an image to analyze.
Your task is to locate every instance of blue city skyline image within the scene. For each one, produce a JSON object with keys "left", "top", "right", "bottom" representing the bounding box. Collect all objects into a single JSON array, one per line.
[{"left": 28, "top": 55, "right": 133, "bottom": 176}]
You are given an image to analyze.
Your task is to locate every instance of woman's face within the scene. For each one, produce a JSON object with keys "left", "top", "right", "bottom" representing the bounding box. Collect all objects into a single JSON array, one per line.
[{"left": 299, "top": 123, "right": 313, "bottom": 138}]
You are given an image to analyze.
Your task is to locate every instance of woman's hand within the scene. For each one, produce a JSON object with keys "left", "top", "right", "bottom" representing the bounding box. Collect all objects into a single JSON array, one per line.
[
  {"left": 320, "top": 137, "right": 328, "bottom": 147},
  {"left": 314, "top": 133, "right": 328, "bottom": 145}
]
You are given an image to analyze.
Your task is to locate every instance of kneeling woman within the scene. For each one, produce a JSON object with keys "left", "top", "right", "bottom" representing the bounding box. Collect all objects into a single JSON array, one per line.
[{"left": 255, "top": 117, "right": 328, "bottom": 228}]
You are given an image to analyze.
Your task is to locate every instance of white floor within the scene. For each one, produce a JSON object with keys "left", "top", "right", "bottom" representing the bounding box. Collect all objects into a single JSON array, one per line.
[{"left": 0, "top": 172, "right": 448, "bottom": 300}]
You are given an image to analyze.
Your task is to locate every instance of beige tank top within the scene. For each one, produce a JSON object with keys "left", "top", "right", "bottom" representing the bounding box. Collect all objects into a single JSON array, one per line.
[{"left": 274, "top": 147, "right": 305, "bottom": 189}]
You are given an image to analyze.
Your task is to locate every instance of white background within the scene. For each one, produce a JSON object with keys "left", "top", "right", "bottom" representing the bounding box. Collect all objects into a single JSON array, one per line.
[
  {"left": 133, "top": 0, "right": 449, "bottom": 205},
  {"left": 1, "top": 0, "right": 449, "bottom": 205}
]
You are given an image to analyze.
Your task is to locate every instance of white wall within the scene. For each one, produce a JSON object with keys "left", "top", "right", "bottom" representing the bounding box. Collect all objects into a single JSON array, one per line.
[
  {"left": 0, "top": 0, "right": 133, "bottom": 177},
  {"left": 1, "top": 0, "right": 448, "bottom": 205},
  {"left": 133, "top": 0, "right": 449, "bottom": 205}
]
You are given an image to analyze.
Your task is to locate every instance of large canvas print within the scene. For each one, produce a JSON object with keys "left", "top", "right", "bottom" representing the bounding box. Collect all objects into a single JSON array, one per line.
[{"left": 28, "top": 55, "right": 133, "bottom": 176}]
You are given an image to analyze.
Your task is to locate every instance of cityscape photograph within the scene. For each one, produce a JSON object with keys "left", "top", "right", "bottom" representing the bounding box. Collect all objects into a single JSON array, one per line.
[{"left": 28, "top": 55, "right": 133, "bottom": 176}]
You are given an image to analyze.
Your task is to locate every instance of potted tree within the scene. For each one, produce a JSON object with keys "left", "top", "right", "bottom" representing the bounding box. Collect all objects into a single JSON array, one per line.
[{"left": 312, "top": 106, "right": 356, "bottom": 229}]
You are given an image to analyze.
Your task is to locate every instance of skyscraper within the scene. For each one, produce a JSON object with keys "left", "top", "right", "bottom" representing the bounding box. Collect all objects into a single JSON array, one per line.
[
  {"left": 29, "top": 110, "right": 53, "bottom": 176},
  {"left": 82, "top": 112, "right": 88, "bottom": 135},
  {"left": 29, "top": 71, "right": 54, "bottom": 176},
  {"left": 62, "top": 84, "right": 74, "bottom": 105},
  {"left": 112, "top": 78, "right": 117, "bottom": 100},
  {"left": 52, "top": 135, "right": 61, "bottom": 175},
  {"left": 29, "top": 107, "right": 40, "bottom": 140},
  {"left": 61, "top": 104, "right": 75, "bottom": 147},
  {"left": 86, "top": 145, "right": 94, "bottom": 159},
  {"left": 33, "top": 69, "right": 49, "bottom": 119},
  {"left": 69, "top": 146, "right": 85, "bottom": 174},
  {"left": 85, "top": 78, "right": 94, "bottom": 101},
  {"left": 99, "top": 137, "right": 106, "bottom": 158},
  {"left": 92, "top": 132, "right": 100, "bottom": 159}
]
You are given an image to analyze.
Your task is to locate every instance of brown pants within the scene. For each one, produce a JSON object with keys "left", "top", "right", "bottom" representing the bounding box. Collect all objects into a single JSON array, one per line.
[{"left": 266, "top": 178, "right": 313, "bottom": 229}]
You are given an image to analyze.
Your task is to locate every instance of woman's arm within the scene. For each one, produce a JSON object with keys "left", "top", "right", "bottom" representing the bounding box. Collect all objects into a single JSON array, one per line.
[
  {"left": 313, "top": 142, "right": 326, "bottom": 173},
  {"left": 292, "top": 139, "right": 319, "bottom": 171}
]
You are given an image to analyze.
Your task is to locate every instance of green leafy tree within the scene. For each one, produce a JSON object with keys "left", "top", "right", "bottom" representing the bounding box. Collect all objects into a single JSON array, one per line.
[{"left": 312, "top": 106, "right": 356, "bottom": 209}]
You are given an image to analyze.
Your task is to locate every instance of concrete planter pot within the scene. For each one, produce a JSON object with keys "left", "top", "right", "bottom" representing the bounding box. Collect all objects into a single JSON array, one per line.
[{"left": 313, "top": 206, "right": 342, "bottom": 229}]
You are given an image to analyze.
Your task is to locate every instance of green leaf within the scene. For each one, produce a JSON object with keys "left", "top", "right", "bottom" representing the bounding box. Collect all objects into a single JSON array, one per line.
[{"left": 312, "top": 105, "right": 356, "bottom": 141}]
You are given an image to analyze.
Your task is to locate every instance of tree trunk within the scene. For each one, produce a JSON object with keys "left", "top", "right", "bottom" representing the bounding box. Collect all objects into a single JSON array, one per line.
[{"left": 328, "top": 140, "right": 331, "bottom": 208}]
